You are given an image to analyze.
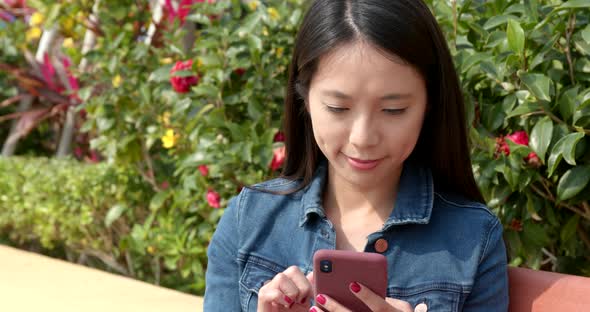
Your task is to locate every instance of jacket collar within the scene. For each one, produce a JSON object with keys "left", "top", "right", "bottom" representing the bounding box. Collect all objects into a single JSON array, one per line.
[{"left": 299, "top": 158, "right": 433, "bottom": 230}]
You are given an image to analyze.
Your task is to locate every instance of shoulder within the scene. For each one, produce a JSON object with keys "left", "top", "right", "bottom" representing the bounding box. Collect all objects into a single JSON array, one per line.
[
  {"left": 227, "top": 177, "right": 306, "bottom": 220},
  {"left": 431, "top": 190, "right": 503, "bottom": 245}
]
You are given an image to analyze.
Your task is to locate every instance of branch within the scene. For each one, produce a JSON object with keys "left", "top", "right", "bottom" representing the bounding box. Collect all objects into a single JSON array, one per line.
[{"left": 564, "top": 13, "right": 576, "bottom": 85}]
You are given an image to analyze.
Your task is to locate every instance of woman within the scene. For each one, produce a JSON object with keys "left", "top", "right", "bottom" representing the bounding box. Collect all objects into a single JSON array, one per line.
[{"left": 204, "top": 0, "right": 508, "bottom": 311}]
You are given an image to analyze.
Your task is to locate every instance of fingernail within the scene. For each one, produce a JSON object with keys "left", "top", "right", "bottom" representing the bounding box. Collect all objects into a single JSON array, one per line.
[
  {"left": 309, "top": 307, "right": 318, "bottom": 312},
  {"left": 316, "top": 294, "right": 326, "bottom": 305},
  {"left": 284, "top": 295, "right": 294, "bottom": 305},
  {"left": 349, "top": 281, "right": 361, "bottom": 293}
]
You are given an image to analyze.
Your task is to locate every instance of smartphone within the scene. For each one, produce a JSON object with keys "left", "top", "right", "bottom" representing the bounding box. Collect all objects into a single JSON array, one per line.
[{"left": 313, "top": 249, "right": 388, "bottom": 311}]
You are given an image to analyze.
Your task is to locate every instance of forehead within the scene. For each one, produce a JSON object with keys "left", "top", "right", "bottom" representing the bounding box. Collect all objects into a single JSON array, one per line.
[{"left": 310, "top": 41, "right": 424, "bottom": 94}]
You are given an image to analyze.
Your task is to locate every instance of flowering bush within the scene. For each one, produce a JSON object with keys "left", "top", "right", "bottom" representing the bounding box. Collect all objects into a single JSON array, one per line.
[{"left": 430, "top": 0, "right": 590, "bottom": 274}]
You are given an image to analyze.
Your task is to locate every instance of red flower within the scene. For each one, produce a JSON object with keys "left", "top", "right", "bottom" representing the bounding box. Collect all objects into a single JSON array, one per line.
[
  {"left": 198, "top": 164, "right": 209, "bottom": 176},
  {"left": 234, "top": 68, "right": 246, "bottom": 76},
  {"left": 269, "top": 145, "right": 286, "bottom": 171},
  {"left": 207, "top": 189, "right": 221, "bottom": 208},
  {"left": 160, "top": 181, "right": 170, "bottom": 190},
  {"left": 496, "top": 131, "right": 538, "bottom": 161},
  {"left": 509, "top": 219, "right": 523, "bottom": 232},
  {"left": 273, "top": 131, "right": 285, "bottom": 142},
  {"left": 170, "top": 60, "right": 199, "bottom": 93}
]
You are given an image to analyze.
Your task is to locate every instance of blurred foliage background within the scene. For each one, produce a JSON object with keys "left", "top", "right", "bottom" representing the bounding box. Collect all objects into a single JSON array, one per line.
[{"left": 1, "top": 0, "right": 589, "bottom": 295}]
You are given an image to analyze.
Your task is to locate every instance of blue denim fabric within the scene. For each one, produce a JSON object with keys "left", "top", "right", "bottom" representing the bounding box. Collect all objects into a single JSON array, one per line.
[{"left": 204, "top": 160, "right": 508, "bottom": 311}]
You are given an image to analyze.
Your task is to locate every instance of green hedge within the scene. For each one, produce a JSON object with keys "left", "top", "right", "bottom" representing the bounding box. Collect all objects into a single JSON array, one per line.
[{"left": 0, "top": 157, "right": 215, "bottom": 294}]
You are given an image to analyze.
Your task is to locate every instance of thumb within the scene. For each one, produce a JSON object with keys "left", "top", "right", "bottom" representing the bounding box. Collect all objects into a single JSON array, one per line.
[{"left": 306, "top": 271, "right": 314, "bottom": 285}]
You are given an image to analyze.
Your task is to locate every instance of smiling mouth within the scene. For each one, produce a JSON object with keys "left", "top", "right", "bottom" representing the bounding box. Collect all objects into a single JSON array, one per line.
[{"left": 346, "top": 155, "right": 382, "bottom": 163}]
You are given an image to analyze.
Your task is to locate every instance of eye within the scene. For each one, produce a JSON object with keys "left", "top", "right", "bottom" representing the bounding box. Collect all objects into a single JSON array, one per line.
[
  {"left": 383, "top": 108, "right": 406, "bottom": 115},
  {"left": 325, "top": 105, "right": 348, "bottom": 113}
]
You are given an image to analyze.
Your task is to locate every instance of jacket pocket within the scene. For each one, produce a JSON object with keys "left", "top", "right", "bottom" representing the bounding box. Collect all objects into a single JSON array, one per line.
[
  {"left": 388, "top": 283, "right": 466, "bottom": 312},
  {"left": 239, "top": 254, "right": 286, "bottom": 311}
]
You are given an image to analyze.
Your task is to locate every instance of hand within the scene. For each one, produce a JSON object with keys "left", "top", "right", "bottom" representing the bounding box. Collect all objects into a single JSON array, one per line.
[
  {"left": 311, "top": 281, "right": 414, "bottom": 312},
  {"left": 258, "top": 266, "right": 315, "bottom": 312}
]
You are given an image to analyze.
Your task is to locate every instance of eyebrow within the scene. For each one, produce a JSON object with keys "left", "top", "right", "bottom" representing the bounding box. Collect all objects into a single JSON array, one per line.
[{"left": 320, "top": 90, "right": 412, "bottom": 101}]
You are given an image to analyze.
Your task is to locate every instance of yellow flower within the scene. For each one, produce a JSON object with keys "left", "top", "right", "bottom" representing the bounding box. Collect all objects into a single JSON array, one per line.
[
  {"left": 158, "top": 111, "right": 171, "bottom": 125},
  {"left": 62, "top": 37, "right": 74, "bottom": 49},
  {"left": 196, "top": 58, "right": 204, "bottom": 68},
  {"left": 30, "top": 12, "right": 44, "bottom": 27},
  {"left": 26, "top": 27, "right": 42, "bottom": 41},
  {"left": 276, "top": 47, "right": 284, "bottom": 58},
  {"left": 62, "top": 18, "right": 75, "bottom": 34},
  {"left": 147, "top": 246, "right": 155, "bottom": 254},
  {"left": 262, "top": 27, "right": 269, "bottom": 37},
  {"left": 112, "top": 75, "right": 122, "bottom": 88},
  {"left": 267, "top": 7, "right": 280, "bottom": 21},
  {"left": 161, "top": 129, "right": 178, "bottom": 149},
  {"left": 248, "top": 0, "right": 259, "bottom": 11},
  {"left": 160, "top": 57, "right": 173, "bottom": 64}
]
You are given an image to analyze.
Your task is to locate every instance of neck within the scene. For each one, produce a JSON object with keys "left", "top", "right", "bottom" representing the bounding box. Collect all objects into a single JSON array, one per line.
[{"left": 323, "top": 163, "right": 403, "bottom": 221}]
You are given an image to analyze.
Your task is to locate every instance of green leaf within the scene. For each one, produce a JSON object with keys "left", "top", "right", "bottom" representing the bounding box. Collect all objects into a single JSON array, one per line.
[
  {"left": 150, "top": 191, "right": 170, "bottom": 211},
  {"left": 149, "top": 65, "right": 173, "bottom": 82},
  {"left": 560, "top": 215, "right": 580, "bottom": 244},
  {"left": 557, "top": 165, "right": 590, "bottom": 200},
  {"left": 507, "top": 20, "right": 525, "bottom": 54},
  {"left": 559, "top": 87, "right": 579, "bottom": 121},
  {"left": 507, "top": 102, "right": 540, "bottom": 118},
  {"left": 547, "top": 133, "right": 585, "bottom": 176},
  {"left": 105, "top": 204, "right": 126, "bottom": 228},
  {"left": 582, "top": 25, "right": 590, "bottom": 44},
  {"left": 519, "top": 73, "right": 552, "bottom": 102},
  {"left": 483, "top": 15, "right": 518, "bottom": 30},
  {"left": 529, "top": 117, "right": 553, "bottom": 162},
  {"left": 558, "top": 0, "right": 590, "bottom": 9}
]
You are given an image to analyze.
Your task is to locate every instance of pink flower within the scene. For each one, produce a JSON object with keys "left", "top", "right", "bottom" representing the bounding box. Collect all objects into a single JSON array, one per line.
[
  {"left": 269, "top": 145, "right": 286, "bottom": 171},
  {"left": 88, "top": 150, "right": 101, "bottom": 163},
  {"left": 207, "top": 189, "right": 221, "bottom": 208},
  {"left": 74, "top": 146, "right": 83, "bottom": 158},
  {"left": 496, "top": 130, "right": 540, "bottom": 163},
  {"left": 198, "top": 164, "right": 209, "bottom": 176},
  {"left": 160, "top": 181, "right": 170, "bottom": 190},
  {"left": 273, "top": 131, "right": 285, "bottom": 142},
  {"left": 506, "top": 130, "right": 529, "bottom": 146},
  {"left": 170, "top": 60, "right": 199, "bottom": 93},
  {"left": 164, "top": 0, "right": 215, "bottom": 24}
]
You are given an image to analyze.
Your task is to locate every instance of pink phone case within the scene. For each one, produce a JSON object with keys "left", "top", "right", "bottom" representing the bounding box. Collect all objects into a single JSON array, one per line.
[{"left": 313, "top": 249, "right": 388, "bottom": 311}]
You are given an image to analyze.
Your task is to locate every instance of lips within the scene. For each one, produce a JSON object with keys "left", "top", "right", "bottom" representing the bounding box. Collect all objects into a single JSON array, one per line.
[{"left": 345, "top": 155, "right": 382, "bottom": 170}]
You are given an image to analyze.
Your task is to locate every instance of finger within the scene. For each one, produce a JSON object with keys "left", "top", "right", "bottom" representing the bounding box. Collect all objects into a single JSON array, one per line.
[
  {"left": 257, "top": 286, "right": 295, "bottom": 310},
  {"left": 350, "top": 282, "right": 413, "bottom": 312},
  {"left": 314, "top": 293, "right": 352, "bottom": 312},
  {"left": 283, "top": 266, "right": 313, "bottom": 304},
  {"left": 272, "top": 272, "right": 300, "bottom": 305}
]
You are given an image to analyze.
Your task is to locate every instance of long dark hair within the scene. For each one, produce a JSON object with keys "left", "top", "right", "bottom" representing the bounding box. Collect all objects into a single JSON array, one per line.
[{"left": 257, "top": 0, "right": 483, "bottom": 203}]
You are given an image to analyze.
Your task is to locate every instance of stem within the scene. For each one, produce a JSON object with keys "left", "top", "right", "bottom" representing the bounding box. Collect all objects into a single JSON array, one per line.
[
  {"left": 139, "top": 139, "right": 161, "bottom": 192},
  {"left": 452, "top": 0, "right": 457, "bottom": 50},
  {"left": 577, "top": 224, "right": 590, "bottom": 253}
]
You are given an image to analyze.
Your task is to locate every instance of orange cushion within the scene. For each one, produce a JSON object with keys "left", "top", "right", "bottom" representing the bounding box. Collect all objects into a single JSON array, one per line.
[{"left": 508, "top": 267, "right": 590, "bottom": 311}]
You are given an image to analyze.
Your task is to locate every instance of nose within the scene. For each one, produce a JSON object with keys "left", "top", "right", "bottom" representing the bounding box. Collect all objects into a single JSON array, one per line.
[{"left": 348, "top": 114, "right": 379, "bottom": 148}]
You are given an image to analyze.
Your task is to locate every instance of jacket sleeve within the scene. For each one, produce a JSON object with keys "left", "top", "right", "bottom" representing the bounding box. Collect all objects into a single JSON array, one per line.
[
  {"left": 462, "top": 218, "right": 509, "bottom": 311},
  {"left": 204, "top": 192, "right": 243, "bottom": 311}
]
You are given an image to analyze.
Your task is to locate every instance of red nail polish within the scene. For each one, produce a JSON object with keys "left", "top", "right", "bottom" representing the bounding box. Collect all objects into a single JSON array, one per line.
[
  {"left": 316, "top": 294, "right": 326, "bottom": 305},
  {"left": 309, "top": 307, "right": 317, "bottom": 312},
  {"left": 350, "top": 282, "right": 361, "bottom": 293},
  {"left": 284, "top": 295, "right": 294, "bottom": 304}
]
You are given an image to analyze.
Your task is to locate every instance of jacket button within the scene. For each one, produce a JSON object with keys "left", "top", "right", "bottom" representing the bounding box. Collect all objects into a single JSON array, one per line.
[
  {"left": 374, "top": 238, "right": 388, "bottom": 253},
  {"left": 415, "top": 303, "right": 428, "bottom": 312}
]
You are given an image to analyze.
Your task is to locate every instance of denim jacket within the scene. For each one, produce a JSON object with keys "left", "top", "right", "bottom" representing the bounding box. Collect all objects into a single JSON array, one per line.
[{"left": 204, "top": 160, "right": 509, "bottom": 311}]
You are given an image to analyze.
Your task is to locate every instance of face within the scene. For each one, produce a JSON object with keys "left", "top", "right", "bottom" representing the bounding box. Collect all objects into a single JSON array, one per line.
[{"left": 306, "top": 41, "right": 428, "bottom": 191}]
